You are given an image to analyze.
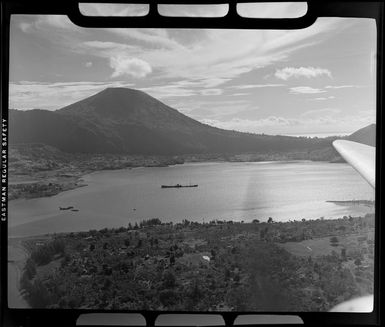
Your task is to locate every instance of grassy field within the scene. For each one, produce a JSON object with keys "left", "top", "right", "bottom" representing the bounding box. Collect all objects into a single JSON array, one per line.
[{"left": 279, "top": 230, "right": 374, "bottom": 258}]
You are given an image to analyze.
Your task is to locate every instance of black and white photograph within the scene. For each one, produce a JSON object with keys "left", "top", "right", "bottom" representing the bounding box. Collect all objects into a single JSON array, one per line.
[{"left": 7, "top": 3, "right": 376, "bottom": 312}]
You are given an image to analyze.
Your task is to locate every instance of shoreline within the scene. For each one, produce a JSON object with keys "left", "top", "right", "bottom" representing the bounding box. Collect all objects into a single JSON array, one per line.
[
  {"left": 8, "top": 234, "right": 54, "bottom": 308},
  {"left": 326, "top": 200, "right": 375, "bottom": 207},
  {"left": 8, "top": 206, "right": 375, "bottom": 239},
  {"left": 8, "top": 238, "right": 30, "bottom": 308},
  {"left": 9, "top": 159, "right": 345, "bottom": 202}
]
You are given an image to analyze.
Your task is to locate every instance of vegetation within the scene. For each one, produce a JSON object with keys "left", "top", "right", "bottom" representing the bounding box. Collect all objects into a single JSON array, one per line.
[
  {"left": 19, "top": 214, "right": 374, "bottom": 311},
  {"left": 8, "top": 144, "right": 185, "bottom": 200},
  {"left": 29, "top": 238, "right": 66, "bottom": 265}
]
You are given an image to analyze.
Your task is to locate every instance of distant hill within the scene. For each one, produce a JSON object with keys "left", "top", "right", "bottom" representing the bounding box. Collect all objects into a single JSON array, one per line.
[
  {"left": 9, "top": 87, "right": 338, "bottom": 156},
  {"left": 347, "top": 123, "right": 376, "bottom": 147}
]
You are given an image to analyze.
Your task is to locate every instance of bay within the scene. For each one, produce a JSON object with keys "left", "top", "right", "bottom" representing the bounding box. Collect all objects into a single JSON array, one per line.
[{"left": 8, "top": 161, "right": 375, "bottom": 237}]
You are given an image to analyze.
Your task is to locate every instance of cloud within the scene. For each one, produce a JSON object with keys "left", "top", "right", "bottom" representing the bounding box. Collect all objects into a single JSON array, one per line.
[
  {"left": 200, "top": 111, "right": 374, "bottom": 136},
  {"left": 325, "top": 85, "right": 363, "bottom": 89},
  {"left": 313, "top": 96, "right": 335, "bottom": 101},
  {"left": 229, "top": 84, "right": 284, "bottom": 89},
  {"left": 169, "top": 98, "right": 251, "bottom": 119},
  {"left": 289, "top": 86, "right": 326, "bottom": 94},
  {"left": 201, "top": 116, "right": 294, "bottom": 132},
  {"left": 110, "top": 56, "right": 152, "bottom": 78},
  {"left": 83, "top": 41, "right": 138, "bottom": 51},
  {"left": 33, "top": 15, "right": 77, "bottom": 30},
  {"left": 275, "top": 66, "right": 332, "bottom": 80},
  {"left": 300, "top": 108, "right": 341, "bottom": 118},
  {"left": 171, "top": 78, "right": 231, "bottom": 89},
  {"left": 199, "top": 78, "right": 231, "bottom": 88},
  {"left": 9, "top": 81, "right": 135, "bottom": 110},
  {"left": 136, "top": 79, "right": 229, "bottom": 100},
  {"left": 229, "top": 93, "right": 250, "bottom": 97},
  {"left": 111, "top": 28, "right": 185, "bottom": 50},
  {"left": 118, "top": 19, "right": 342, "bottom": 84},
  {"left": 85, "top": 62, "right": 93, "bottom": 68},
  {"left": 13, "top": 14, "right": 344, "bottom": 94},
  {"left": 14, "top": 15, "right": 76, "bottom": 34},
  {"left": 200, "top": 89, "right": 223, "bottom": 96},
  {"left": 138, "top": 85, "right": 197, "bottom": 99}
]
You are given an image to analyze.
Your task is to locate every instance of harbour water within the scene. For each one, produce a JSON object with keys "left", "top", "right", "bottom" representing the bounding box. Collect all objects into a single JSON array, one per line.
[{"left": 8, "top": 161, "right": 375, "bottom": 237}]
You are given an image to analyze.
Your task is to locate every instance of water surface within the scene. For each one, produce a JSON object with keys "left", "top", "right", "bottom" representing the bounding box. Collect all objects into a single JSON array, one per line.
[{"left": 8, "top": 161, "right": 375, "bottom": 237}]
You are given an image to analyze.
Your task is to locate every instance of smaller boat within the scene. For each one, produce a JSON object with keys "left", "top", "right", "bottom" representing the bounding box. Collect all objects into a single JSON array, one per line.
[
  {"left": 60, "top": 206, "right": 74, "bottom": 210},
  {"left": 161, "top": 184, "right": 198, "bottom": 188},
  {"left": 71, "top": 209, "right": 79, "bottom": 212}
]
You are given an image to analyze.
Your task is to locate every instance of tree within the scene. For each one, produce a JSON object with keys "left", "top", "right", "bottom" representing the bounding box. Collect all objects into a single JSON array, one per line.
[
  {"left": 268, "top": 217, "right": 273, "bottom": 223},
  {"left": 330, "top": 236, "right": 339, "bottom": 247},
  {"left": 103, "top": 277, "right": 112, "bottom": 289},
  {"left": 26, "top": 279, "right": 52, "bottom": 308},
  {"left": 51, "top": 239, "right": 66, "bottom": 255},
  {"left": 189, "top": 279, "right": 203, "bottom": 303},
  {"left": 24, "top": 258, "right": 36, "bottom": 280},
  {"left": 31, "top": 245, "right": 52, "bottom": 266},
  {"left": 169, "top": 254, "right": 175, "bottom": 265},
  {"left": 224, "top": 268, "right": 231, "bottom": 280},
  {"left": 341, "top": 248, "right": 347, "bottom": 261},
  {"left": 159, "top": 289, "right": 178, "bottom": 306},
  {"left": 226, "top": 287, "right": 249, "bottom": 311},
  {"left": 136, "top": 239, "right": 143, "bottom": 248},
  {"left": 162, "top": 270, "right": 176, "bottom": 288}
]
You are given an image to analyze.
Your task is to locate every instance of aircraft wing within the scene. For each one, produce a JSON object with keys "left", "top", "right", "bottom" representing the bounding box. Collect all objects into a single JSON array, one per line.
[
  {"left": 330, "top": 139, "right": 375, "bottom": 312},
  {"left": 333, "top": 140, "right": 375, "bottom": 188}
]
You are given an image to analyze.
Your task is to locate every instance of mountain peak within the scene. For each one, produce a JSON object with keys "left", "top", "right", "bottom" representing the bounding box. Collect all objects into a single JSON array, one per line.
[
  {"left": 100, "top": 87, "right": 145, "bottom": 96},
  {"left": 58, "top": 87, "right": 162, "bottom": 118},
  {"left": 57, "top": 87, "right": 203, "bottom": 132}
]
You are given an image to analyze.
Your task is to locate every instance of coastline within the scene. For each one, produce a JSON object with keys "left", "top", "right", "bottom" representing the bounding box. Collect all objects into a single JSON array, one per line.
[
  {"left": 8, "top": 159, "right": 351, "bottom": 202},
  {"left": 7, "top": 160, "right": 374, "bottom": 238},
  {"left": 8, "top": 238, "right": 30, "bottom": 308},
  {"left": 8, "top": 146, "right": 343, "bottom": 202},
  {"left": 8, "top": 234, "right": 54, "bottom": 308}
]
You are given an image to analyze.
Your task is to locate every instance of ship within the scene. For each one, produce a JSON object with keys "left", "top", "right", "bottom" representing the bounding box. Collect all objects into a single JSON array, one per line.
[
  {"left": 161, "top": 184, "right": 198, "bottom": 189},
  {"left": 59, "top": 206, "right": 74, "bottom": 210}
]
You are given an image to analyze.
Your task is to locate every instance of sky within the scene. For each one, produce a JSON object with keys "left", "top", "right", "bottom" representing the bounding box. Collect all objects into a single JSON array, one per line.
[{"left": 8, "top": 3, "right": 377, "bottom": 136}]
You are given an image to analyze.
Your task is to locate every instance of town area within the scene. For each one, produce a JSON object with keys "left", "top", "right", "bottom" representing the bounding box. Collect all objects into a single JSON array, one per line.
[{"left": 18, "top": 214, "right": 374, "bottom": 311}]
